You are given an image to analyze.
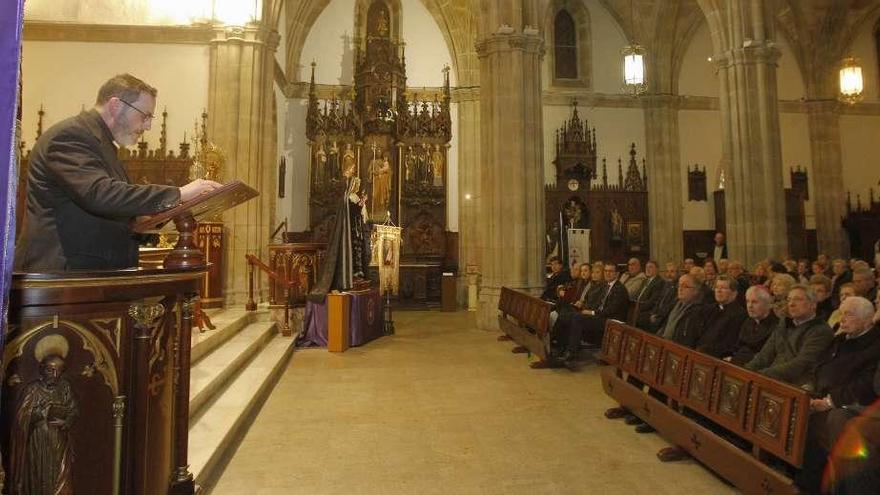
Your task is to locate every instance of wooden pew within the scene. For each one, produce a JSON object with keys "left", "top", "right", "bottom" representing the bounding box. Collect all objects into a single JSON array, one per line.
[
  {"left": 600, "top": 320, "right": 810, "bottom": 495},
  {"left": 497, "top": 287, "right": 554, "bottom": 365}
]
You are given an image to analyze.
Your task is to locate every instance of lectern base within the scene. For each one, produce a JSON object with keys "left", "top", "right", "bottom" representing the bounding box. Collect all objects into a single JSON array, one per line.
[{"left": 164, "top": 213, "right": 205, "bottom": 269}]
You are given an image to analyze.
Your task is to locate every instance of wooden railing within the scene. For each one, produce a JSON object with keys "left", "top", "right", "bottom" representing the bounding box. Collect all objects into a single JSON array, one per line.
[
  {"left": 600, "top": 320, "right": 810, "bottom": 494},
  {"left": 246, "top": 253, "right": 298, "bottom": 336}
]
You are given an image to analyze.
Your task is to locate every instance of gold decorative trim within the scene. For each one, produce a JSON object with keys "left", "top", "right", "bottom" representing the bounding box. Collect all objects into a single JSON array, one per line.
[
  {"left": 15, "top": 270, "right": 205, "bottom": 290},
  {"left": 23, "top": 21, "right": 214, "bottom": 45}
]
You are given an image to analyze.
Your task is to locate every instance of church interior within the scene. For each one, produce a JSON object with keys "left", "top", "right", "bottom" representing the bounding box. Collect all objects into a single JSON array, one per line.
[{"left": 2, "top": 0, "right": 880, "bottom": 493}]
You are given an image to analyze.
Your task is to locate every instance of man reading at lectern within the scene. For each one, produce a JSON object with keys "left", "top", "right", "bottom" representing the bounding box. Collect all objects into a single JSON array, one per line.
[{"left": 15, "top": 74, "right": 221, "bottom": 271}]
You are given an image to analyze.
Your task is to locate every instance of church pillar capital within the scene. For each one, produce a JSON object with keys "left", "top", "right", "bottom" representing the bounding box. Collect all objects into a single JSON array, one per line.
[
  {"left": 475, "top": 32, "right": 544, "bottom": 59},
  {"left": 210, "top": 24, "right": 280, "bottom": 52}
]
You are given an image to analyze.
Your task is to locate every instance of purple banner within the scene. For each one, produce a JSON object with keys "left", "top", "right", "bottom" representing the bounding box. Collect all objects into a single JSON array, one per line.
[
  {"left": 298, "top": 288, "right": 384, "bottom": 348},
  {"left": 0, "top": 1, "right": 24, "bottom": 374}
]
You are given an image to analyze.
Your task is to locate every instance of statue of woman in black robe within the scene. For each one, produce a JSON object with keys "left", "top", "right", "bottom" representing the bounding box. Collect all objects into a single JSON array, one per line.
[{"left": 308, "top": 164, "right": 371, "bottom": 302}]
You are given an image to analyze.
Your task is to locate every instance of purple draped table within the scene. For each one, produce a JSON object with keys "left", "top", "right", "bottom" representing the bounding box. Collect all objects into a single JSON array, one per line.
[{"left": 298, "top": 287, "right": 385, "bottom": 348}]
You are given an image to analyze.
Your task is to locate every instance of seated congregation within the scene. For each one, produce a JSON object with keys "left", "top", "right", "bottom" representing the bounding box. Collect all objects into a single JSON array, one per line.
[{"left": 499, "top": 252, "right": 880, "bottom": 494}]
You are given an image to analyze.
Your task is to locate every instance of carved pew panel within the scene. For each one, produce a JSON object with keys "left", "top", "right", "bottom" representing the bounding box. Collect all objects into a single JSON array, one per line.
[{"left": 599, "top": 320, "right": 810, "bottom": 494}]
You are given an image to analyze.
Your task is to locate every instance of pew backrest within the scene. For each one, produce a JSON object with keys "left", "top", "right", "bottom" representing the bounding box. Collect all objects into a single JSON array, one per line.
[
  {"left": 498, "top": 287, "right": 552, "bottom": 337},
  {"left": 600, "top": 320, "right": 810, "bottom": 467}
]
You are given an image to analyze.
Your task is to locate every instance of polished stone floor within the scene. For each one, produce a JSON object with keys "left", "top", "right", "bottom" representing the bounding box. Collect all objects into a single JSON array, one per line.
[{"left": 211, "top": 311, "right": 737, "bottom": 494}]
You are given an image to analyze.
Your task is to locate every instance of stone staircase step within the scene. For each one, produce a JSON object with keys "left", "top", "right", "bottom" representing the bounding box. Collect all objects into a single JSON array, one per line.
[
  {"left": 191, "top": 308, "right": 269, "bottom": 365},
  {"left": 189, "top": 320, "right": 277, "bottom": 422},
  {"left": 188, "top": 333, "right": 293, "bottom": 490}
]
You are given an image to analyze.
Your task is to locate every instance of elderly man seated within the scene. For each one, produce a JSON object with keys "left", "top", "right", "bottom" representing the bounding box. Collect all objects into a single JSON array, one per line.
[
  {"left": 728, "top": 286, "right": 779, "bottom": 366},
  {"left": 795, "top": 296, "right": 880, "bottom": 493},
  {"left": 619, "top": 257, "right": 647, "bottom": 301},
  {"left": 745, "top": 285, "right": 833, "bottom": 386},
  {"left": 694, "top": 275, "right": 748, "bottom": 358},
  {"left": 633, "top": 260, "right": 666, "bottom": 331}
]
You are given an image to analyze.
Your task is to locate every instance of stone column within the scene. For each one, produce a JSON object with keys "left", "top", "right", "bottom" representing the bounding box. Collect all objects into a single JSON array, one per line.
[
  {"left": 712, "top": 40, "right": 787, "bottom": 266},
  {"left": 643, "top": 95, "right": 683, "bottom": 264},
  {"left": 474, "top": 28, "right": 545, "bottom": 330},
  {"left": 208, "top": 24, "right": 280, "bottom": 305},
  {"left": 455, "top": 89, "right": 481, "bottom": 305},
  {"left": 805, "top": 99, "right": 848, "bottom": 257}
]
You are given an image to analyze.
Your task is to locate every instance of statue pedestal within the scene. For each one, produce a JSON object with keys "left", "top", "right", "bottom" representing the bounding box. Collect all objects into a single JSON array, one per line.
[{"left": 327, "top": 293, "right": 350, "bottom": 353}]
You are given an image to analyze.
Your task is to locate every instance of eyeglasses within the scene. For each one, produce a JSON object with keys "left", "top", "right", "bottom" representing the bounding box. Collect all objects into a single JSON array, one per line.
[{"left": 117, "top": 98, "right": 154, "bottom": 121}]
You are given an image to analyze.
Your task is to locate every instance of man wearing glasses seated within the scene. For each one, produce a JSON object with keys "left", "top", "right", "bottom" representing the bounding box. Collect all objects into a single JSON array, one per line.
[{"left": 15, "top": 73, "right": 222, "bottom": 271}]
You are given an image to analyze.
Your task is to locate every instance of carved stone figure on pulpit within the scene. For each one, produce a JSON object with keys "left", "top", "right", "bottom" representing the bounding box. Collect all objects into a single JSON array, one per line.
[
  {"left": 371, "top": 154, "right": 392, "bottom": 218},
  {"left": 10, "top": 336, "right": 78, "bottom": 495},
  {"left": 431, "top": 144, "right": 444, "bottom": 187}
]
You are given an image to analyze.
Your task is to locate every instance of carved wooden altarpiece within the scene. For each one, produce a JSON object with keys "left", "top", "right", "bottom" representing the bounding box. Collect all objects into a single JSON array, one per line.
[
  {"left": 305, "top": 0, "right": 453, "bottom": 303},
  {"left": 545, "top": 101, "right": 649, "bottom": 265}
]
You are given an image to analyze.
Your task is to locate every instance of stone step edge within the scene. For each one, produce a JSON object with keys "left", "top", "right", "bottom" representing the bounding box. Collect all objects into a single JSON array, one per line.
[
  {"left": 191, "top": 309, "right": 269, "bottom": 365},
  {"left": 189, "top": 322, "right": 277, "bottom": 424},
  {"left": 190, "top": 336, "right": 294, "bottom": 493}
]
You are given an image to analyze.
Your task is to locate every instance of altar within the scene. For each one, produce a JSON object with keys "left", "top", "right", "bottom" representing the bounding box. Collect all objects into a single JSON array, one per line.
[{"left": 297, "top": 287, "right": 385, "bottom": 348}]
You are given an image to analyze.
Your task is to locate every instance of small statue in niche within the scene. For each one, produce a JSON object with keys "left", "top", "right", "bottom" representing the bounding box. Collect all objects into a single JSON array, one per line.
[
  {"left": 376, "top": 10, "right": 389, "bottom": 36},
  {"left": 564, "top": 199, "right": 583, "bottom": 229},
  {"left": 341, "top": 143, "right": 356, "bottom": 182},
  {"left": 371, "top": 154, "right": 392, "bottom": 219},
  {"left": 431, "top": 144, "right": 444, "bottom": 187},
  {"left": 9, "top": 335, "right": 78, "bottom": 495},
  {"left": 328, "top": 140, "right": 340, "bottom": 179},
  {"left": 419, "top": 143, "right": 431, "bottom": 184},
  {"left": 610, "top": 208, "right": 624, "bottom": 241},
  {"left": 405, "top": 146, "right": 415, "bottom": 183},
  {"left": 313, "top": 134, "right": 328, "bottom": 185}
]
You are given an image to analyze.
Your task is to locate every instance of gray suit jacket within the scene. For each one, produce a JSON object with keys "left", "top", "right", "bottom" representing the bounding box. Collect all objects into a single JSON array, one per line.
[
  {"left": 15, "top": 110, "right": 180, "bottom": 271},
  {"left": 745, "top": 316, "right": 833, "bottom": 386}
]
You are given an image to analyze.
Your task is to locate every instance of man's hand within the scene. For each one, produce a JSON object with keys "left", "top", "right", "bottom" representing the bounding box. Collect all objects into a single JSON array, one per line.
[
  {"left": 809, "top": 397, "right": 833, "bottom": 412},
  {"left": 180, "top": 179, "right": 223, "bottom": 203}
]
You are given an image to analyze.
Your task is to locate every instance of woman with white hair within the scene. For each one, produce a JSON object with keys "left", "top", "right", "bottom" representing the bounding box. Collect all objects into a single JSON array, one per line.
[{"left": 769, "top": 273, "right": 797, "bottom": 319}]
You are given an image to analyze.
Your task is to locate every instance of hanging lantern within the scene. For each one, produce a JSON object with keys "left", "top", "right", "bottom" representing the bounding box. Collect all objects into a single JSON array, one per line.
[
  {"left": 622, "top": 43, "right": 647, "bottom": 96},
  {"left": 839, "top": 57, "right": 864, "bottom": 105}
]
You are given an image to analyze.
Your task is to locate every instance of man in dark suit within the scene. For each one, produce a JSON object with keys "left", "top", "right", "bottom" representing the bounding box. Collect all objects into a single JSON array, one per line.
[
  {"left": 559, "top": 262, "right": 629, "bottom": 364},
  {"left": 712, "top": 232, "right": 728, "bottom": 261},
  {"left": 540, "top": 256, "right": 571, "bottom": 301},
  {"left": 15, "top": 74, "right": 221, "bottom": 271},
  {"left": 695, "top": 275, "right": 748, "bottom": 358},
  {"left": 728, "top": 285, "right": 779, "bottom": 366},
  {"left": 634, "top": 260, "right": 666, "bottom": 331}
]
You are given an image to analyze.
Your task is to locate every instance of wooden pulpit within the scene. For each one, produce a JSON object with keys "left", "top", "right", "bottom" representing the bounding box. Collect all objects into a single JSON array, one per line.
[{"left": 1, "top": 181, "right": 258, "bottom": 495}]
